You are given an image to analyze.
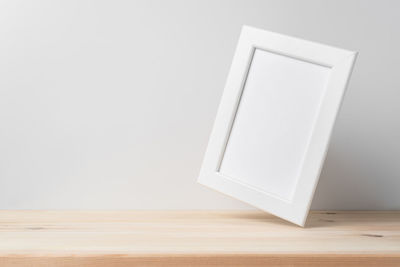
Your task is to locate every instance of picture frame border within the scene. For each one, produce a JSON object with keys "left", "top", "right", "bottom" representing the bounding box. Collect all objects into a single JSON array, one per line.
[{"left": 198, "top": 26, "right": 357, "bottom": 226}]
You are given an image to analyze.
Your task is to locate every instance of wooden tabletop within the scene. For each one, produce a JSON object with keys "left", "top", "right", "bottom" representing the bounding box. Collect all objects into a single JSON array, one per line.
[{"left": 0, "top": 211, "right": 399, "bottom": 266}]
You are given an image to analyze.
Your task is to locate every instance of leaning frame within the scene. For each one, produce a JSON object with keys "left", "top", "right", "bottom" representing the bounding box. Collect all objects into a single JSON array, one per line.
[{"left": 198, "top": 26, "right": 357, "bottom": 226}]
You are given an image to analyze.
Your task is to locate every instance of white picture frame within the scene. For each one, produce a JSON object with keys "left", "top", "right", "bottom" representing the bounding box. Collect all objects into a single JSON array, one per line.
[{"left": 198, "top": 26, "right": 357, "bottom": 226}]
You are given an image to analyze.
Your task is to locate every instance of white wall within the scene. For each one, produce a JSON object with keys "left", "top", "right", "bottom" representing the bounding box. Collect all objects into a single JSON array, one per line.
[{"left": 0, "top": 0, "right": 399, "bottom": 210}]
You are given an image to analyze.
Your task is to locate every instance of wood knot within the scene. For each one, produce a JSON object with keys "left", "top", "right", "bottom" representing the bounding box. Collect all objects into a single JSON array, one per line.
[
  {"left": 318, "top": 219, "right": 335, "bottom": 222},
  {"left": 26, "top": 227, "right": 45, "bottom": 230},
  {"left": 361, "top": 234, "right": 383, "bottom": 238}
]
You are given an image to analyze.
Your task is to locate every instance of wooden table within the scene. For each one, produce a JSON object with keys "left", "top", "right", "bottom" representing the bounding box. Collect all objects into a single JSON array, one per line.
[{"left": 0, "top": 211, "right": 399, "bottom": 266}]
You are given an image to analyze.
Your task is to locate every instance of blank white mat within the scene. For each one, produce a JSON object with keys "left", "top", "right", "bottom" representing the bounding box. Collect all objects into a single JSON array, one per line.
[{"left": 219, "top": 48, "right": 331, "bottom": 201}]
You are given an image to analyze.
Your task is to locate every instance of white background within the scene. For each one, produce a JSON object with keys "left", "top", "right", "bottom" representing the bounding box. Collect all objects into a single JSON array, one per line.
[{"left": 0, "top": 0, "right": 399, "bottom": 210}]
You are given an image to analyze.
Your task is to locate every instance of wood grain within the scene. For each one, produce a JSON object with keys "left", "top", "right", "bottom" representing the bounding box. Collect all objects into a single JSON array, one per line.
[{"left": 0, "top": 211, "right": 399, "bottom": 266}]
